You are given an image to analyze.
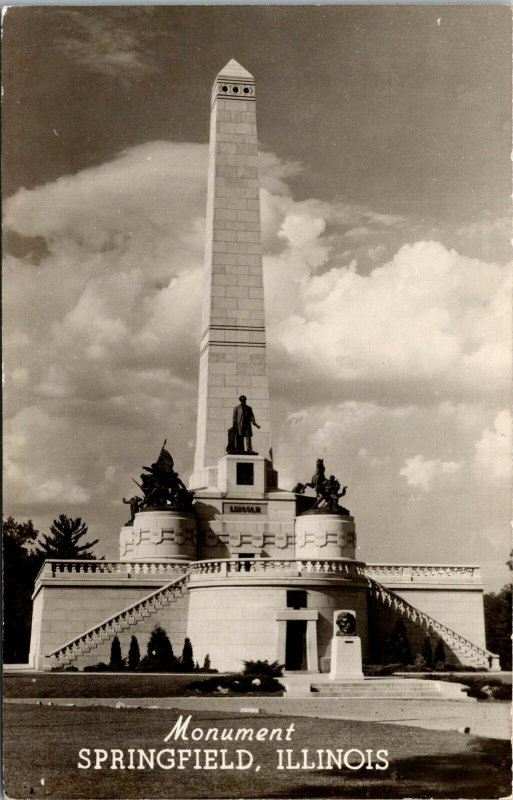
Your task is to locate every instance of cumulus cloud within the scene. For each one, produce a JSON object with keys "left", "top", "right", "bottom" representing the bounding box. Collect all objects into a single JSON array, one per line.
[
  {"left": 454, "top": 215, "right": 511, "bottom": 263},
  {"left": 4, "top": 407, "right": 91, "bottom": 505},
  {"left": 4, "top": 141, "right": 209, "bottom": 402},
  {"left": 473, "top": 410, "right": 511, "bottom": 485},
  {"left": 264, "top": 237, "right": 510, "bottom": 404},
  {"left": 399, "top": 454, "right": 463, "bottom": 492}
]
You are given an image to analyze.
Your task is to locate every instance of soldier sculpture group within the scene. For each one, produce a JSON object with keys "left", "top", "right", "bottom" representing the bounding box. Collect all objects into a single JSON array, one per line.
[
  {"left": 122, "top": 442, "right": 194, "bottom": 525},
  {"left": 293, "top": 458, "right": 349, "bottom": 514}
]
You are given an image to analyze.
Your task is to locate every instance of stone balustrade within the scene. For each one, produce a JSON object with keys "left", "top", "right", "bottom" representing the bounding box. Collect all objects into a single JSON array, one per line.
[
  {"left": 35, "top": 558, "right": 483, "bottom": 585},
  {"left": 35, "top": 559, "right": 191, "bottom": 583},
  {"left": 364, "top": 563, "right": 482, "bottom": 583},
  {"left": 188, "top": 557, "right": 366, "bottom": 580}
]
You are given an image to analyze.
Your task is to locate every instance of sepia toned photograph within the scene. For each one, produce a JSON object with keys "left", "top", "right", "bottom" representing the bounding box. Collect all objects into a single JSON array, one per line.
[{"left": 2, "top": 5, "right": 512, "bottom": 799}]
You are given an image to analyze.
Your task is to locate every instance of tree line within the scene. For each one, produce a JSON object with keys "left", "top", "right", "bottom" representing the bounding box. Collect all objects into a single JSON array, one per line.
[
  {"left": 80, "top": 628, "right": 212, "bottom": 673},
  {"left": 3, "top": 514, "right": 99, "bottom": 662}
]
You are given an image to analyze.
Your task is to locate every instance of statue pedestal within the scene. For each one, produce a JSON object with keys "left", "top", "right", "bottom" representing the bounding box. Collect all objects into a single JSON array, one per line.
[
  {"left": 295, "top": 512, "right": 356, "bottom": 559},
  {"left": 119, "top": 509, "right": 196, "bottom": 561},
  {"left": 329, "top": 636, "right": 364, "bottom": 680}
]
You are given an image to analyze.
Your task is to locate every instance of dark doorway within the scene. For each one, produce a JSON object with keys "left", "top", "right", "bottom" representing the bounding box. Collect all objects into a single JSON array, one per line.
[{"left": 285, "top": 620, "right": 307, "bottom": 670}]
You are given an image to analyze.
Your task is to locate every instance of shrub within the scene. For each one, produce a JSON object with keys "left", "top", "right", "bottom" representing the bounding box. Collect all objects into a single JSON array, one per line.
[
  {"left": 242, "top": 659, "right": 284, "bottom": 678},
  {"left": 363, "top": 663, "right": 403, "bottom": 676},
  {"left": 404, "top": 654, "right": 431, "bottom": 672},
  {"left": 128, "top": 636, "right": 140, "bottom": 670},
  {"left": 187, "top": 676, "right": 230, "bottom": 693},
  {"left": 423, "top": 674, "right": 512, "bottom": 701},
  {"left": 186, "top": 673, "right": 284, "bottom": 695},
  {"left": 83, "top": 662, "right": 110, "bottom": 672},
  {"left": 109, "top": 636, "right": 124, "bottom": 670},
  {"left": 434, "top": 639, "right": 445, "bottom": 664},
  {"left": 487, "top": 682, "right": 512, "bottom": 700},
  {"left": 421, "top": 636, "right": 433, "bottom": 668},
  {"left": 186, "top": 658, "right": 285, "bottom": 694},
  {"left": 388, "top": 620, "right": 412, "bottom": 665},
  {"left": 228, "top": 675, "right": 284, "bottom": 693},
  {"left": 181, "top": 638, "right": 195, "bottom": 672},
  {"left": 144, "top": 625, "right": 177, "bottom": 672},
  {"left": 51, "top": 664, "right": 79, "bottom": 672}
]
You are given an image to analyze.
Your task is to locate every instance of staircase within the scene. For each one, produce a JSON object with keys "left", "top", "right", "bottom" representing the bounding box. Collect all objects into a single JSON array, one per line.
[
  {"left": 367, "top": 576, "right": 500, "bottom": 671},
  {"left": 309, "top": 679, "right": 470, "bottom": 700},
  {"left": 282, "top": 674, "right": 473, "bottom": 700},
  {"left": 46, "top": 573, "right": 190, "bottom": 668}
]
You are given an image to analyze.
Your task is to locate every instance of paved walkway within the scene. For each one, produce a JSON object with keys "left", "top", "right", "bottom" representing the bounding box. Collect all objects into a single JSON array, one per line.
[{"left": 5, "top": 696, "right": 511, "bottom": 740}]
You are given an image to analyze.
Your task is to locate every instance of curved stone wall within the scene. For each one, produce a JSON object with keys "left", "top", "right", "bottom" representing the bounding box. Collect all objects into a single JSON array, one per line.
[
  {"left": 295, "top": 512, "right": 356, "bottom": 559},
  {"left": 186, "top": 578, "right": 368, "bottom": 672},
  {"left": 119, "top": 510, "right": 197, "bottom": 561}
]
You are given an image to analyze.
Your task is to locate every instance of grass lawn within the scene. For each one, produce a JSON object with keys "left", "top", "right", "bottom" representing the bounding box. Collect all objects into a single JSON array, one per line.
[
  {"left": 3, "top": 705, "right": 511, "bottom": 799},
  {"left": 3, "top": 673, "right": 226, "bottom": 699}
]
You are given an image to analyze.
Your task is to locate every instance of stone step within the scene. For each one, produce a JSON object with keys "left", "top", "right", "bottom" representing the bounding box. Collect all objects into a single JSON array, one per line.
[
  {"left": 312, "top": 683, "right": 443, "bottom": 693},
  {"left": 310, "top": 689, "right": 441, "bottom": 698},
  {"left": 311, "top": 686, "right": 443, "bottom": 694},
  {"left": 305, "top": 680, "right": 470, "bottom": 700},
  {"left": 289, "top": 693, "right": 455, "bottom": 699}
]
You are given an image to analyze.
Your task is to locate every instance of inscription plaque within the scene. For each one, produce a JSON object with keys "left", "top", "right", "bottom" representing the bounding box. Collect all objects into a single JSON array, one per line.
[{"left": 223, "top": 503, "right": 267, "bottom": 515}]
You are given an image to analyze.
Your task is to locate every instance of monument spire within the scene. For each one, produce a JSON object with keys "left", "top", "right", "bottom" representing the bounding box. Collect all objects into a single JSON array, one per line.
[{"left": 190, "top": 60, "right": 271, "bottom": 488}]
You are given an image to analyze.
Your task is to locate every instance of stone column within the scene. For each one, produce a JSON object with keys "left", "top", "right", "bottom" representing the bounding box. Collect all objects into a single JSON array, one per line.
[{"left": 191, "top": 60, "right": 271, "bottom": 488}]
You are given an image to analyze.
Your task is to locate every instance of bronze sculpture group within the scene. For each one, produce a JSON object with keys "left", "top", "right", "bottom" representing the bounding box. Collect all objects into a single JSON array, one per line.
[
  {"left": 293, "top": 458, "right": 349, "bottom": 514},
  {"left": 122, "top": 430, "right": 347, "bottom": 527},
  {"left": 123, "top": 442, "right": 194, "bottom": 525}
]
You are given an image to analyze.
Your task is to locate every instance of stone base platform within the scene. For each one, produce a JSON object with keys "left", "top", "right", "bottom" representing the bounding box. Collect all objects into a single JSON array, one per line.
[{"left": 282, "top": 674, "right": 473, "bottom": 700}]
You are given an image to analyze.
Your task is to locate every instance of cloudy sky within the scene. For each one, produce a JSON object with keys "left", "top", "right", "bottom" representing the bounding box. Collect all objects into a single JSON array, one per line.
[{"left": 3, "top": 5, "right": 511, "bottom": 589}]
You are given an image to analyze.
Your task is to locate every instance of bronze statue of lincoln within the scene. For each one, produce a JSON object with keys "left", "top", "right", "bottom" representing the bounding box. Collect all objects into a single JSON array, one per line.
[{"left": 232, "top": 395, "right": 260, "bottom": 454}]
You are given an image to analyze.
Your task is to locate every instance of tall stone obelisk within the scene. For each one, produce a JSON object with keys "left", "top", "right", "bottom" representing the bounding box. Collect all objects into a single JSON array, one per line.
[{"left": 190, "top": 60, "right": 271, "bottom": 489}]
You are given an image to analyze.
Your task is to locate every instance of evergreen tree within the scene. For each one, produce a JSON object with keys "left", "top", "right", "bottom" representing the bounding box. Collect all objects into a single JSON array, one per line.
[
  {"left": 421, "top": 636, "right": 433, "bottom": 668},
  {"left": 3, "top": 516, "right": 39, "bottom": 550},
  {"left": 128, "top": 636, "right": 141, "bottom": 670},
  {"left": 181, "top": 637, "right": 195, "bottom": 672},
  {"left": 110, "top": 636, "right": 123, "bottom": 669},
  {"left": 3, "top": 517, "right": 41, "bottom": 662},
  {"left": 434, "top": 639, "right": 445, "bottom": 665},
  {"left": 36, "top": 515, "right": 99, "bottom": 560},
  {"left": 203, "top": 653, "right": 211, "bottom": 671},
  {"left": 142, "top": 625, "right": 176, "bottom": 671}
]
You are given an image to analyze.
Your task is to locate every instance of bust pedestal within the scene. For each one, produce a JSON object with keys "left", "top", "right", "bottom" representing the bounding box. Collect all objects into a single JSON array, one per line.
[{"left": 329, "top": 636, "right": 364, "bottom": 680}]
